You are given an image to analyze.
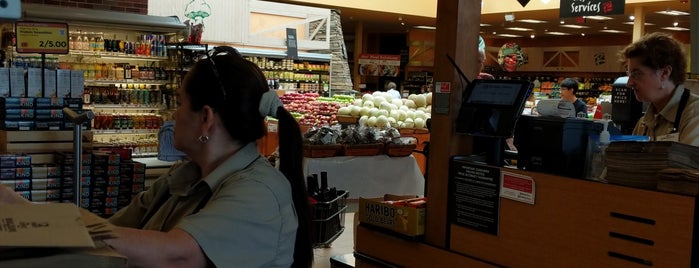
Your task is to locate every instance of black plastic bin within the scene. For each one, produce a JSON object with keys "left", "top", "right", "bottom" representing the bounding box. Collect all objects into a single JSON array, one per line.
[{"left": 311, "top": 190, "right": 349, "bottom": 247}]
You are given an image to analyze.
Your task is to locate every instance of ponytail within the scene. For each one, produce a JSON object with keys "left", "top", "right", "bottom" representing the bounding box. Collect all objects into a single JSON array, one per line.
[{"left": 276, "top": 106, "right": 313, "bottom": 268}]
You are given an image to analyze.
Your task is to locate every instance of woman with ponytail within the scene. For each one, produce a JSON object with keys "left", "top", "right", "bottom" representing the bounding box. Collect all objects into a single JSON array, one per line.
[{"left": 81, "top": 46, "right": 310, "bottom": 267}]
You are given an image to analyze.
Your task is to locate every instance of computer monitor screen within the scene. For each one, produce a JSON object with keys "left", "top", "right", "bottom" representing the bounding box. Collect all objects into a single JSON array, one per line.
[
  {"left": 467, "top": 81, "right": 524, "bottom": 106},
  {"left": 456, "top": 79, "right": 532, "bottom": 137}
]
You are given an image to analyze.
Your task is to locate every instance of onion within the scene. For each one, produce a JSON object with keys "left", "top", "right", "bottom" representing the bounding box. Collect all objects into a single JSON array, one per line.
[
  {"left": 338, "top": 106, "right": 352, "bottom": 116},
  {"left": 367, "top": 116, "right": 378, "bottom": 127},
  {"left": 387, "top": 117, "right": 396, "bottom": 126},
  {"left": 373, "top": 96, "right": 387, "bottom": 107},
  {"left": 359, "top": 115, "right": 369, "bottom": 126},
  {"left": 350, "top": 106, "right": 361, "bottom": 116},
  {"left": 414, "top": 94, "right": 427, "bottom": 107},
  {"left": 414, "top": 118, "right": 425, "bottom": 129},
  {"left": 359, "top": 107, "right": 370, "bottom": 116},
  {"left": 405, "top": 100, "right": 416, "bottom": 109},
  {"left": 403, "top": 118, "right": 415, "bottom": 128},
  {"left": 376, "top": 115, "right": 388, "bottom": 128}
]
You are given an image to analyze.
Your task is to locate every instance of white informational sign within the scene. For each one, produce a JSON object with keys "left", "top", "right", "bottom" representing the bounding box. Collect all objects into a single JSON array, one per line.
[
  {"left": 500, "top": 171, "right": 535, "bottom": 204},
  {"left": 435, "top": 82, "right": 450, "bottom": 93}
]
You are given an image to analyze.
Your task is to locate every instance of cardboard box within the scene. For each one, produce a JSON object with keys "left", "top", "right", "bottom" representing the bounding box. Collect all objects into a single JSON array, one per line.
[
  {"left": 358, "top": 197, "right": 426, "bottom": 236},
  {"left": 0, "top": 67, "right": 9, "bottom": 97},
  {"left": 57, "top": 69, "right": 71, "bottom": 98},
  {"left": 70, "top": 70, "right": 84, "bottom": 99},
  {"left": 10, "top": 67, "right": 25, "bottom": 97},
  {"left": 0, "top": 204, "right": 126, "bottom": 267},
  {"left": 0, "top": 203, "right": 94, "bottom": 247},
  {"left": 27, "top": 68, "right": 43, "bottom": 97}
]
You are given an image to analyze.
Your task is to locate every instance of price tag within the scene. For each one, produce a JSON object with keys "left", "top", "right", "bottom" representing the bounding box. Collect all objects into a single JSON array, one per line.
[{"left": 15, "top": 22, "right": 69, "bottom": 54}]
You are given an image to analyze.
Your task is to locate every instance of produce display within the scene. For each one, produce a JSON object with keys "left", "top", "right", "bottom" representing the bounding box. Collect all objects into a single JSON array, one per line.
[
  {"left": 280, "top": 92, "right": 354, "bottom": 127},
  {"left": 337, "top": 91, "right": 432, "bottom": 130},
  {"left": 302, "top": 125, "right": 417, "bottom": 157}
]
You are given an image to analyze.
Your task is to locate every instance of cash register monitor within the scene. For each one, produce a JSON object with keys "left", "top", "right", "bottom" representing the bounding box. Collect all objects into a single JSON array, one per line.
[{"left": 455, "top": 79, "right": 533, "bottom": 137}]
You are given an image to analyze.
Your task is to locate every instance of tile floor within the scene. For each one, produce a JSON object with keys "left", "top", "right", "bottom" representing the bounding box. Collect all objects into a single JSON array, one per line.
[{"left": 312, "top": 211, "right": 357, "bottom": 268}]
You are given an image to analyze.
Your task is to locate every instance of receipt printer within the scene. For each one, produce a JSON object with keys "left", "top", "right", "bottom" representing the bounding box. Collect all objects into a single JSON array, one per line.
[{"left": 514, "top": 115, "right": 603, "bottom": 179}]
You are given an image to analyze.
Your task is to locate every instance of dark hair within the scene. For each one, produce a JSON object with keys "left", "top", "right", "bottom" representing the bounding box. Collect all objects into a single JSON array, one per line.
[
  {"left": 560, "top": 78, "right": 579, "bottom": 94},
  {"left": 183, "top": 47, "right": 312, "bottom": 267},
  {"left": 183, "top": 47, "right": 266, "bottom": 144},
  {"left": 277, "top": 106, "right": 313, "bottom": 268},
  {"left": 619, "top": 32, "right": 687, "bottom": 84}
]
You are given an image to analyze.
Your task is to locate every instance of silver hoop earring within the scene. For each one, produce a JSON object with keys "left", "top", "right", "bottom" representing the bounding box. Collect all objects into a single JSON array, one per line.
[{"left": 198, "top": 135, "right": 209, "bottom": 143}]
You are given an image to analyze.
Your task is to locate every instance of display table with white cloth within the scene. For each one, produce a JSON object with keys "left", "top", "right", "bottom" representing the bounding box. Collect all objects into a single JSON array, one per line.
[{"left": 304, "top": 155, "right": 425, "bottom": 198}]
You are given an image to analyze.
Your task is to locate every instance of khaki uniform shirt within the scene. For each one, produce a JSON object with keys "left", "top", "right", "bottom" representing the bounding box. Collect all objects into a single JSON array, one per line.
[
  {"left": 109, "top": 143, "right": 297, "bottom": 267},
  {"left": 632, "top": 85, "right": 699, "bottom": 146}
]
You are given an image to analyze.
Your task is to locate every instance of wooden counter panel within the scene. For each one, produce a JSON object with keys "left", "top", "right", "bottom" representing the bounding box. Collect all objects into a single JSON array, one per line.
[
  {"left": 355, "top": 225, "right": 498, "bottom": 268},
  {"left": 449, "top": 169, "right": 696, "bottom": 267}
]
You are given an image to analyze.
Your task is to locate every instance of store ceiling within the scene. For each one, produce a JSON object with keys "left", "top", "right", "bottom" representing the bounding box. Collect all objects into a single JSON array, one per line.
[{"left": 334, "top": 1, "right": 692, "bottom": 39}]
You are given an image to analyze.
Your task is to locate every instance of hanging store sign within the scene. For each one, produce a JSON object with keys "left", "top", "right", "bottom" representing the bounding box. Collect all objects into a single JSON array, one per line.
[
  {"left": 560, "top": 0, "right": 625, "bottom": 18},
  {"left": 15, "top": 22, "right": 69, "bottom": 54},
  {"left": 358, "top": 54, "right": 400, "bottom": 77},
  {"left": 286, "top": 28, "right": 298, "bottom": 60}
]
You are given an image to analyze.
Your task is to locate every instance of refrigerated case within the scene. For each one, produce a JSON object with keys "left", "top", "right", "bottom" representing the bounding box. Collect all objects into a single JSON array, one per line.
[{"left": 8, "top": 4, "right": 187, "bottom": 178}]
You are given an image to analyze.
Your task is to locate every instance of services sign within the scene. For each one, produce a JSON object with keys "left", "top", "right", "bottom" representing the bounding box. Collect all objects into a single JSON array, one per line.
[
  {"left": 15, "top": 22, "right": 69, "bottom": 54},
  {"left": 559, "top": 0, "right": 625, "bottom": 18}
]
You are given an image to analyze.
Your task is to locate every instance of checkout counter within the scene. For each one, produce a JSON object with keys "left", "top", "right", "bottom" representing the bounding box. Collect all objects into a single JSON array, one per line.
[
  {"left": 356, "top": 166, "right": 698, "bottom": 267},
  {"left": 353, "top": 79, "right": 699, "bottom": 267}
]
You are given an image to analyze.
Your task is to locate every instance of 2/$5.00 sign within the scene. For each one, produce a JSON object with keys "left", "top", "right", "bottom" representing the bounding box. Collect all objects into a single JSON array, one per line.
[
  {"left": 15, "top": 22, "right": 70, "bottom": 54},
  {"left": 559, "top": 0, "right": 625, "bottom": 18}
]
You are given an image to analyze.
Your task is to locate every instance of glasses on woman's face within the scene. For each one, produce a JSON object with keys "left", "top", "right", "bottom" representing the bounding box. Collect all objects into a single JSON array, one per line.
[
  {"left": 627, "top": 69, "right": 648, "bottom": 80},
  {"left": 204, "top": 46, "right": 243, "bottom": 100},
  {"left": 626, "top": 64, "right": 660, "bottom": 80}
]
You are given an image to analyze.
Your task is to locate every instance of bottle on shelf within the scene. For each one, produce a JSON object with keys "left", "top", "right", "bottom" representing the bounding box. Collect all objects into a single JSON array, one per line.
[
  {"left": 119, "top": 37, "right": 125, "bottom": 53},
  {"left": 96, "top": 32, "right": 105, "bottom": 52}
]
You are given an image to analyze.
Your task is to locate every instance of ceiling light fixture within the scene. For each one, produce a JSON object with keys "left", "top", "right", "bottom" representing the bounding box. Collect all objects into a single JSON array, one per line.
[
  {"left": 673, "top": 21, "right": 679, "bottom": 27},
  {"left": 560, "top": 24, "right": 590, "bottom": 29},
  {"left": 585, "top": 16, "right": 613, "bottom": 20},
  {"left": 506, "top": 27, "right": 534, "bottom": 31},
  {"left": 661, "top": 26, "right": 690, "bottom": 31},
  {"left": 656, "top": 9, "right": 690, "bottom": 16},
  {"left": 544, "top": 32, "right": 571, "bottom": 36},
  {"left": 413, "top": 25, "right": 436, "bottom": 30},
  {"left": 518, "top": 19, "right": 548, "bottom": 24},
  {"left": 629, "top": 15, "right": 635, "bottom": 20},
  {"left": 581, "top": 33, "right": 586, "bottom": 36},
  {"left": 530, "top": 34, "right": 535, "bottom": 39},
  {"left": 622, "top": 22, "right": 654, "bottom": 26},
  {"left": 599, "top": 29, "right": 626, "bottom": 33},
  {"left": 497, "top": 33, "right": 523, "bottom": 38}
]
